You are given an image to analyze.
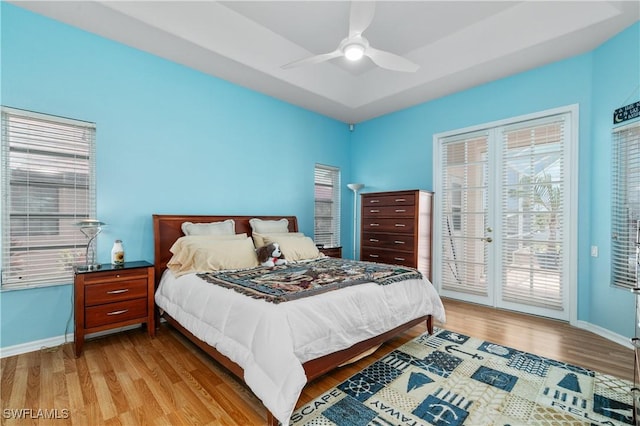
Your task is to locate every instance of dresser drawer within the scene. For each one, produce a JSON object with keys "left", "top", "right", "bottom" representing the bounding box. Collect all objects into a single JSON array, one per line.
[
  {"left": 82, "top": 267, "right": 149, "bottom": 284},
  {"left": 362, "top": 218, "right": 415, "bottom": 233},
  {"left": 362, "top": 193, "right": 415, "bottom": 207},
  {"left": 362, "top": 205, "right": 414, "bottom": 218},
  {"left": 85, "top": 298, "right": 148, "bottom": 329},
  {"left": 85, "top": 279, "right": 148, "bottom": 306},
  {"left": 362, "top": 232, "right": 414, "bottom": 250},
  {"left": 361, "top": 248, "right": 416, "bottom": 267}
]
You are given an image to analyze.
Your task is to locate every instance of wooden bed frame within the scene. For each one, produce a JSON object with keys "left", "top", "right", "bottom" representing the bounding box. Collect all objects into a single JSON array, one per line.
[{"left": 153, "top": 214, "right": 433, "bottom": 425}]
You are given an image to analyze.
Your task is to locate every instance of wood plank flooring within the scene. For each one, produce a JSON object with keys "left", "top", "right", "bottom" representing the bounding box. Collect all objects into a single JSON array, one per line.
[{"left": 1, "top": 298, "right": 633, "bottom": 425}]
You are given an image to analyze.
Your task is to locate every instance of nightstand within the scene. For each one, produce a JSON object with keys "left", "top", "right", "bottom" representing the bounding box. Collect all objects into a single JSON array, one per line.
[
  {"left": 73, "top": 260, "right": 155, "bottom": 357},
  {"left": 319, "top": 246, "right": 342, "bottom": 258}
]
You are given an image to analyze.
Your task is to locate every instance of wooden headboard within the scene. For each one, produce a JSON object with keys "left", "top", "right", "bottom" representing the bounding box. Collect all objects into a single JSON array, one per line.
[{"left": 152, "top": 214, "right": 299, "bottom": 286}]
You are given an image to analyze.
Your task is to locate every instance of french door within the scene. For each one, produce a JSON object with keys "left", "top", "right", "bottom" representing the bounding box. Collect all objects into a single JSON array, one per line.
[{"left": 433, "top": 106, "right": 577, "bottom": 321}]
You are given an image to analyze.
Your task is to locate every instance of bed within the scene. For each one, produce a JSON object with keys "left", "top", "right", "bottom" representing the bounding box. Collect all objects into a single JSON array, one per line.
[{"left": 153, "top": 214, "right": 445, "bottom": 425}]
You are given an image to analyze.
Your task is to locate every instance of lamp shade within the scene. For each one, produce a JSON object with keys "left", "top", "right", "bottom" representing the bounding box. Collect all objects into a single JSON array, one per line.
[
  {"left": 76, "top": 219, "right": 106, "bottom": 271},
  {"left": 347, "top": 183, "right": 364, "bottom": 192}
]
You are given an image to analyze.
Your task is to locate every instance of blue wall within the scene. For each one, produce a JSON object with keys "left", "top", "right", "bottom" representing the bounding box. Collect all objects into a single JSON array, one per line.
[
  {"left": 0, "top": 4, "right": 352, "bottom": 348},
  {"left": 589, "top": 23, "right": 640, "bottom": 334},
  {"left": 1, "top": 2, "right": 638, "bottom": 349}
]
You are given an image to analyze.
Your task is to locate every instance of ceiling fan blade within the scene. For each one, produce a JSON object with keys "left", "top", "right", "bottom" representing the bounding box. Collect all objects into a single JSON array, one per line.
[
  {"left": 281, "top": 49, "right": 343, "bottom": 69},
  {"left": 349, "top": 1, "right": 376, "bottom": 38},
  {"left": 365, "top": 47, "right": 419, "bottom": 72}
]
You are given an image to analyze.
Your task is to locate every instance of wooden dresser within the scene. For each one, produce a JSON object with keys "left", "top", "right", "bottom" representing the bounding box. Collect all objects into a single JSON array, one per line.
[
  {"left": 74, "top": 261, "right": 155, "bottom": 356},
  {"left": 360, "top": 190, "right": 433, "bottom": 280}
]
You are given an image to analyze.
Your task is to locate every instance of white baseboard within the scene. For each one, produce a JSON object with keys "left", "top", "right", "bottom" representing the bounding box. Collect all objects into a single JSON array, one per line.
[
  {"left": 0, "top": 325, "right": 143, "bottom": 358},
  {"left": 573, "top": 319, "right": 633, "bottom": 349}
]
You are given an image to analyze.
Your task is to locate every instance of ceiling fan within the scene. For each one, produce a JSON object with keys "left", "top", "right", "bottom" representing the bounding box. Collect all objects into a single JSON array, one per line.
[{"left": 281, "top": 1, "right": 419, "bottom": 73}]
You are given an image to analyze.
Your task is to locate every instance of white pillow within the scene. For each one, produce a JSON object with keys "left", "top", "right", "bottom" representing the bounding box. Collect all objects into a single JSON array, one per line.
[
  {"left": 263, "top": 235, "right": 322, "bottom": 262},
  {"left": 181, "top": 219, "right": 235, "bottom": 236},
  {"left": 167, "top": 236, "right": 258, "bottom": 276},
  {"left": 249, "top": 218, "right": 289, "bottom": 234},
  {"left": 252, "top": 231, "right": 304, "bottom": 248}
]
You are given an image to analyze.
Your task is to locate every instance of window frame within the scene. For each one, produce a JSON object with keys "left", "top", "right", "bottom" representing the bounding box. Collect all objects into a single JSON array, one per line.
[
  {"left": 314, "top": 164, "right": 341, "bottom": 248},
  {"left": 1, "top": 107, "right": 97, "bottom": 290}
]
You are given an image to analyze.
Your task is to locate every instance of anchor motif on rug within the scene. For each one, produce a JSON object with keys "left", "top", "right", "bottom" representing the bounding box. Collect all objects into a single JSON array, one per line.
[
  {"left": 412, "top": 388, "right": 472, "bottom": 426},
  {"left": 444, "top": 344, "right": 484, "bottom": 360}
]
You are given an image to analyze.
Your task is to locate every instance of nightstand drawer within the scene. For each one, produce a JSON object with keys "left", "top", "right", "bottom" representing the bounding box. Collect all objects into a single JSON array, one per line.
[
  {"left": 85, "top": 279, "right": 148, "bottom": 306},
  {"left": 319, "top": 246, "right": 342, "bottom": 258},
  {"left": 82, "top": 268, "right": 149, "bottom": 284},
  {"left": 85, "top": 298, "right": 148, "bottom": 328}
]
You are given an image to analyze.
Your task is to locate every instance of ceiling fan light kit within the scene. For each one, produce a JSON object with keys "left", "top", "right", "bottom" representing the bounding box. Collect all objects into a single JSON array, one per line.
[
  {"left": 344, "top": 43, "right": 365, "bottom": 61},
  {"left": 282, "top": 1, "right": 419, "bottom": 73}
]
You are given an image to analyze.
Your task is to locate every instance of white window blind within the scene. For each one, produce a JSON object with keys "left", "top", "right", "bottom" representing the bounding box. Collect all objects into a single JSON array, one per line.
[
  {"left": 440, "top": 131, "right": 489, "bottom": 297},
  {"left": 612, "top": 121, "right": 640, "bottom": 289},
  {"left": 500, "top": 115, "right": 566, "bottom": 310},
  {"left": 1, "top": 107, "right": 96, "bottom": 289},
  {"left": 314, "top": 164, "right": 341, "bottom": 247}
]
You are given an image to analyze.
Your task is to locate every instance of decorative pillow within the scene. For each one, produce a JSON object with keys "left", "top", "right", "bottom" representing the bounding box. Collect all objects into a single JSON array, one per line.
[
  {"left": 249, "top": 218, "right": 289, "bottom": 234},
  {"left": 167, "top": 236, "right": 257, "bottom": 276},
  {"left": 181, "top": 219, "right": 235, "bottom": 236},
  {"left": 252, "top": 231, "right": 304, "bottom": 248},
  {"left": 263, "top": 235, "right": 322, "bottom": 262},
  {"left": 170, "top": 233, "right": 248, "bottom": 255}
]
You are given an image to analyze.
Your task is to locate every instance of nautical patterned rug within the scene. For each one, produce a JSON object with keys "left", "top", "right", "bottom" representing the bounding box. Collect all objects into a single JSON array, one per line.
[{"left": 290, "top": 328, "right": 634, "bottom": 425}]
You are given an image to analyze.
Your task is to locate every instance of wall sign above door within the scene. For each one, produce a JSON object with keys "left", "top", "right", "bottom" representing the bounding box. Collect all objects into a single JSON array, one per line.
[{"left": 614, "top": 101, "right": 640, "bottom": 124}]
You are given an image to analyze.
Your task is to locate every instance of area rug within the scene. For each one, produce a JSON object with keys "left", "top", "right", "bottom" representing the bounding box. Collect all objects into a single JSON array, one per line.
[{"left": 290, "top": 328, "right": 634, "bottom": 425}]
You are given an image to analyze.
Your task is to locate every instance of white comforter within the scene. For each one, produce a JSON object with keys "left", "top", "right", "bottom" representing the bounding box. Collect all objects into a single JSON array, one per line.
[{"left": 155, "top": 263, "right": 445, "bottom": 425}]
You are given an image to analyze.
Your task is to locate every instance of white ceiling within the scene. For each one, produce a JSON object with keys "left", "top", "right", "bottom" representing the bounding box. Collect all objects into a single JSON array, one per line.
[{"left": 12, "top": 1, "right": 640, "bottom": 123}]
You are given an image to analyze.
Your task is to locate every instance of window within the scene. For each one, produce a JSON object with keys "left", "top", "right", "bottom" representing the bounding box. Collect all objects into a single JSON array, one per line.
[
  {"left": 1, "top": 107, "right": 96, "bottom": 289},
  {"left": 314, "top": 164, "right": 340, "bottom": 247},
  {"left": 612, "top": 121, "right": 640, "bottom": 289}
]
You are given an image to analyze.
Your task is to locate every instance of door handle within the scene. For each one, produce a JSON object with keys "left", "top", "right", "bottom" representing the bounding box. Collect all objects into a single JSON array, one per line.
[{"left": 481, "top": 237, "right": 493, "bottom": 243}]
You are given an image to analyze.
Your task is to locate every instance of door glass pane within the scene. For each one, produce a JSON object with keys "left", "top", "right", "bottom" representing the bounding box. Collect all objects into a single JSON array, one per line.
[
  {"left": 441, "top": 134, "right": 489, "bottom": 296},
  {"left": 500, "top": 119, "right": 564, "bottom": 310}
]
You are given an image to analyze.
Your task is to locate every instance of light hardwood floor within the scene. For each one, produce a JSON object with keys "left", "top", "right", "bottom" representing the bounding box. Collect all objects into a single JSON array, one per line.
[{"left": 1, "top": 298, "right": 633, "bottom": 425}]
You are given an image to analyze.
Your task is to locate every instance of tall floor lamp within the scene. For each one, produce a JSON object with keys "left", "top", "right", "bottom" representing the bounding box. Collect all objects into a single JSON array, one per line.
[{"left": 347, "top": 183, "right": 364, "bottom": 260}]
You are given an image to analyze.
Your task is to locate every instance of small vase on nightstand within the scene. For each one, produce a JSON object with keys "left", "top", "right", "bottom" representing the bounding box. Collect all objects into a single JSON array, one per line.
[{"left": 111, "top": 240, "right": 125, "bottom": 265}]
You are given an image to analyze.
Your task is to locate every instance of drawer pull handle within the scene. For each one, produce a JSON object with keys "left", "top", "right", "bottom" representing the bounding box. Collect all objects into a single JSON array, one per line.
[
  {"left": 369, "top": 254, "right": 379, "bottom": 258},
  {"left": 370, "top": 223, "right": 379, "bottom": 227},
  {"left": 369, "top": 200, "right": 380, "bottom": 203},
  {"left": 394, "top": 257, "right": 406, "bottom": 261},
  {"left": 395, "top": 224, "right": 406, "bottom": 227},
  {"left": 370, "top": 209, "right": 380, "bottom": 213},
  {"left": 395, "top": 209, "right": 406, "bottom": 213},
  {"left": 107, "top": 309, "right": 129, "bottom": 316},
  {"left": 394, "top": 241, "right": 406, "bottom": 244},
  {"left": 369, "top": 238, "right": 379, "bottom": 242},
  {"left": 395, "top": 198, "right": 406, "bottom": 202},
  {"left": 107, "top": 289, "right": 129, "bottom": 294}
]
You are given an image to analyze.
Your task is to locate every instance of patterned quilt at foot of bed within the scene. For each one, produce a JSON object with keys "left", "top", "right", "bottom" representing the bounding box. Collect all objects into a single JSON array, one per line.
[{"left": 197, "top": 257, "right": 423, "bottom": 303}]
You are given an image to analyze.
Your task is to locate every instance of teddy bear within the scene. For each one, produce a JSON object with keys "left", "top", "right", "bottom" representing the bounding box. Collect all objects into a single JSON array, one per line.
[{"left": 256, "top": 242, "right": 288, "bottom": 267}]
